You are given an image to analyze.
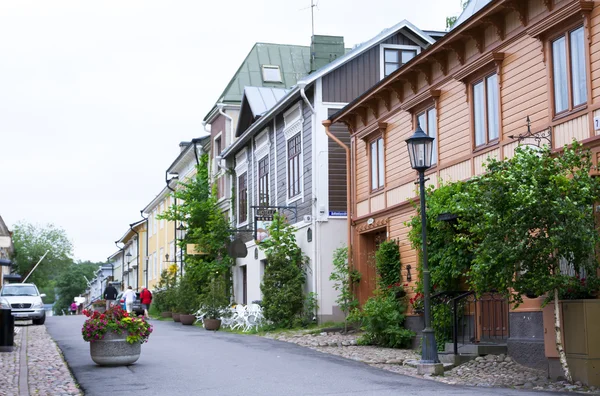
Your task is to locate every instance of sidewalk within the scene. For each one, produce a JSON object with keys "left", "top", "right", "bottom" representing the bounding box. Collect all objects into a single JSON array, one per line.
[{"left": 0, "top": 322, "right": 81, "bottom": 396}]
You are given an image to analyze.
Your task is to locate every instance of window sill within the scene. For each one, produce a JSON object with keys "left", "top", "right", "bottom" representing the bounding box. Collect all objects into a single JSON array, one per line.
[
  {"left": 286, "top": 194, "right": 302, "bottom": 206},
  {"left": 552, "top": 105, "right": 588, "bottom": 123},
  {"left": 473, "top": 140, "right": 499, "bottom": 154},
  {"left": 370, "top": 187, "right": 385, "bottom": 194}
]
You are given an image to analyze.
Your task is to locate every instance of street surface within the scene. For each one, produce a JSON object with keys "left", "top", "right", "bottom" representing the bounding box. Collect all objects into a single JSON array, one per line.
[{"left": 46, "top": 316, "right": 568, "bottom": 396}]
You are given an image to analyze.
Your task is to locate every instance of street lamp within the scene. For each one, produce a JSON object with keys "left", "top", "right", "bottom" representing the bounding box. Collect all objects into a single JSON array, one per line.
[
  {"left": 176, "top": 224, "right": 186, "bottom": 276},
  {"left": 405, "top": 124, "right": 443, "bottom": 375},
  {"left": 125, "top": 252, "right": 132, "bottom": 288}
]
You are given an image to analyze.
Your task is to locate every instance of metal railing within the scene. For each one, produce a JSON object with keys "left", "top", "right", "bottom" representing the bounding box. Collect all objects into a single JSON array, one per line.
[{"left": 431, "top": 291, "right": 509, "bottom": 355}]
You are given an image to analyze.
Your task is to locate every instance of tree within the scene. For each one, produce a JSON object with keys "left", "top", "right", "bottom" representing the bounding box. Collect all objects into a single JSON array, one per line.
[
  {"left": 329, "top": 246, "right": 360, "bottom": 332},
  {"left": 466, "top": 142, "right": 600, "bottom": 382},
  {"left": 159, "top": 154, "right": 234, "bottom": 295},
  {"left": 54, "top": 261, "right": 100, "bottom": 315},
  {"left": 446, "top": 0, "right": 470, "bottom": 30},
  {"left": 11, "top": 222, "right": 73, "bottom": 287},
  {"left": 410, "top": 142, "right": 600, "bottom": 382},
  {"left": 259, "top": 213, "right": 306, "bottom": 328}
]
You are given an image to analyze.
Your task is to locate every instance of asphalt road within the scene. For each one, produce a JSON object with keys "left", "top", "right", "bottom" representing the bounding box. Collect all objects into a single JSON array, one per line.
[{"left": 46, "top": 316, "right": 566, "bottom": 396}]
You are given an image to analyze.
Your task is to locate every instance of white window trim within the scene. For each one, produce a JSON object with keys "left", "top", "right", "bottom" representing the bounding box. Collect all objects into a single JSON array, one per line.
[
  {"left": 379, "top": 44, "right": 421, "bottom": 80},
  {"left": 235, "top": 149, "right": 249, "bottom": 227},
  {"left": 254, "top": 143, "right": 271, "bottom": 207},
  {"left": 262, "top": 64, "right": 283, "bottom": 83},
  {"left": 284, "top": 107, "right": 304, "bottom": 204},
  {"left": 213, "top": 132, "right": 223, "bottom": 179}
]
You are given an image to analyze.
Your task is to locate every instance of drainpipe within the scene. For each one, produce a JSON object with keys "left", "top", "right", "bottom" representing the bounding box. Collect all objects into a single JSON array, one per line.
[
  {"left": 140, "top": 210, "right": 149, "bottom": 288},
  {"left": 114, "top": 241, "right": 125, "bottom": 291},
  {"left": 129, "top": 223, "right": 140, "bottom": 291},
  {"left": 322, "top": 119, "right": 352, "bottom": 269},
  {"left": 298, "top": 82, "right": 320, "bottom": 318}
]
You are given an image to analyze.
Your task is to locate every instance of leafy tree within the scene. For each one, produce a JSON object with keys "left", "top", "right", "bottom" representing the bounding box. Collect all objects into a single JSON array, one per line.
[
  {"left": 329, "top": 246, "right": 360, "bottom": 332},
  {"left": 445, "top": 0, "right": 470, "bottom": 30},
  {"left": 259, "top": 213, "right": 306, "bottom": 328},
  {"left": 409, "top": 142, "right": 600, "bottom": 382},
  {"left": 54, "top": 262, "right": 100, "bottom": 314},
  {"left": 375, "top": 240, "right": 401, "bottom": 289},
  {"left": 11, "top": 222, "right": 73, "bottom": 287},
  {"left": 159, "top": 154, "right": 234, "bottom": 294}
]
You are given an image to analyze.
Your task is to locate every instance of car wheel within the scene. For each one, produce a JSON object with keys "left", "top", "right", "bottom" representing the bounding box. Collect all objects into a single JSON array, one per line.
[{"left": 33, "top": 315, "right": 46, "bottom": 325}]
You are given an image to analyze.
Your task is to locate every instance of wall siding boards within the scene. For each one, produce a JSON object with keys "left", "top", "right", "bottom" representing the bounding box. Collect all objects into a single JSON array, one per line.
[{"left": 328, "top": 108, "right": 350, "bottom": 213}]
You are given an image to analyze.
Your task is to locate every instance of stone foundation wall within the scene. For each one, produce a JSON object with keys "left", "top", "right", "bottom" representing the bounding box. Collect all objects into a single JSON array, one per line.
[{"left": 507, "top": 311, "right": 548, "bottom": 371}]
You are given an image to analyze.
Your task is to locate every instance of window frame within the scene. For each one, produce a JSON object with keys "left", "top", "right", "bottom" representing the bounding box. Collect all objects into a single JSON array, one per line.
[
  {"left": 257, "top": 155, "right": 269, "bottom": 206},
  {"left": 261, "top": 65, "right": 283, "bottom": 83},
  {"left": 283, "top": 102, "right": 304, "bottom": 204},
  {"left": 379, "top": 44, "right": 421, "bottom": 79},
  {"left": 287, "top": 133, "right": 302, "bottom": 200},
  {"left": 470, "top": 70, "right": 501, "bottom": 150},
  {"left": 415, "top": 104, "right": 438, "bottom": 166},
  {"left": 237, "top": 171, "right": 248, "bottom": 226},
  {"left": 548, "top": 23, "right": 588, "bottom": 119},
  {"left": 369, "top": 135, "right": 385, "bottom": 192}
]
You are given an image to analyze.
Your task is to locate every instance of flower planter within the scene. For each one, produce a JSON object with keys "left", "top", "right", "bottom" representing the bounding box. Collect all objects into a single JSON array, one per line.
[
  {"left": 203, "top": 318, "right": 221, "bottom": 331},
  {"left": 172, "top": 313, "right": 181, "bottom": 322},
  {"left": 92, "top": 306, "right": 106, "bottom": 314},
  {"left": 89, "top": 331, "right": 141, "bottom": 366},
  {"left": 179, "top": 314, "right": 196, "bottom": 326},
  {"left": 160, "top": 311, "right": 172, "bottom": 318}
]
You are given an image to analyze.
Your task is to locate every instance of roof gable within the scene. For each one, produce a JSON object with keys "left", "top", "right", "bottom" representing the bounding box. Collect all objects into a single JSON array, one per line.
[{"left": 236, "top": 87, "right": 289, "bottom": 136}]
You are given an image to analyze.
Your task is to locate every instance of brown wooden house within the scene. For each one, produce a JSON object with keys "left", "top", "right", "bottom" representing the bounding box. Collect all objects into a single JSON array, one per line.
[{"left": 325, "top": 0, "right": 600, "bottom": 373}]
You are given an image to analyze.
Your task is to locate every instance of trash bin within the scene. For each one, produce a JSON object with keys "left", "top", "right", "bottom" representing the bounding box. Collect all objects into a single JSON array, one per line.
[{"left": 0, "top": 308, "right": 14, "bottom": 352}]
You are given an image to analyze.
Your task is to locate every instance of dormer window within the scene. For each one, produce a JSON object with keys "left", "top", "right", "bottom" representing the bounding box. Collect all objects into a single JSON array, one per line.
[
  {"left": 262, "top": 65, "right": 282, "bottom": 83},
  {"left": 380, "top": 44, "right": 420, "bottom": 79}
]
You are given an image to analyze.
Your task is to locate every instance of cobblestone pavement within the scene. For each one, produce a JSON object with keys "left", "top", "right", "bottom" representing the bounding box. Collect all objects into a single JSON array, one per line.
[
  {"left": 26, "top": 325, "right": 82, "bottom": 396},
  {"left": 0, "top": 327, "right": 20, "bottom": 396},
  {"left": 266, "top": 330, "right": 600, "bottom": 394},
  {"left": 0, "top": 324, "right": 81, "bottom": 396}
]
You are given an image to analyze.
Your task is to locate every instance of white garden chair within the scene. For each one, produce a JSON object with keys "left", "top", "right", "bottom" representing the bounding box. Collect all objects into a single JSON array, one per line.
[
  {"left": 230, "top": 304, "right": 248, "bottom": 331},
  {"left": 244, "top": 303, "right": 264, "bottom": 331},
  {"left": 219, "top": 307, "right": 236, "bottom": 329}
]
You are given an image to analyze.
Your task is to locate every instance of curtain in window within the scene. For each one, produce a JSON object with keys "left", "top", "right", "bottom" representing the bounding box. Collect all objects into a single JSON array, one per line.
[
  {"left": 570, "top": 27, "right": 587, "bottom": 107},
  {"left": 371, "top": 141, "right": 378, "bottom": 190},
  {"left": 377, "top": 138, "right": 384, "bottom": 188},
  {"left": 486, "top": 74, "right": 499, "bottom": 141},
  {"left": 473, "top": 81, "right": 486, "bottom": 146},
  {"left": 553, "top": 37, "right": 568, "bottom": 113}
]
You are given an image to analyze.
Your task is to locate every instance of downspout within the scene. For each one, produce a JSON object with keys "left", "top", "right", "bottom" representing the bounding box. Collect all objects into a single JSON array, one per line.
[
  {"left": 299, "top": 82, "right": 319, "bottom": 318},
  {"left": 114, "top": 241, "right": 125, "bottom": 291},
  {"left": 140, "top": 210, "right": 149, "bottom": 288},
  {"left": 129, "top": 223, "right": 140, "bottom": 291},
  {"left": 322, "top": 119, "right": 352, "bottom": 271}
]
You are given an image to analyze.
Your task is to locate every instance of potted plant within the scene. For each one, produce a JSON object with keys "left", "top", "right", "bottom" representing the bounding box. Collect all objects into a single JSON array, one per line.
[
  {"left": 200, "top": 276, "right": 229, "bottom": 331},
  {"left": 81, "top": 305, "right": 152, "bottom": 366},
  {"left": 177, "top": 275, "right": 199, "bottom": 326}
]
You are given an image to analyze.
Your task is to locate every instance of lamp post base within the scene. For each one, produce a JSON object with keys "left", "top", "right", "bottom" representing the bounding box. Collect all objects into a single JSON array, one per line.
[{"left": 417, "top": 362, "right": 444, "bottom": 376}]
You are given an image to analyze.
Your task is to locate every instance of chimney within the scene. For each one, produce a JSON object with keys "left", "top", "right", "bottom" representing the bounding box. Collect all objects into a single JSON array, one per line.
[{"left": 310, "top": 35, "right": 345, "bottom": 73}]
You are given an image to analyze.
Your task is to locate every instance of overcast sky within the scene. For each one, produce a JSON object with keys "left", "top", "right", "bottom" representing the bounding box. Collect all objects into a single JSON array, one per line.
[{"left": 0, "top": 0, "right": 462, "bottom": 263}]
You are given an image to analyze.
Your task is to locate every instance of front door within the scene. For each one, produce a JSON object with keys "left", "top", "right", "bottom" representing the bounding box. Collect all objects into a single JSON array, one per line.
[{"left": 241, "top": 266, "right": 247, "bottom": 305}]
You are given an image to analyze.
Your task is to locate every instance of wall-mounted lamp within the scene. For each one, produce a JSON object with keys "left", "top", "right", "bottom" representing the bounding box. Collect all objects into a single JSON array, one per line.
[
  {"left": 254, "top": 248, "right": 258, "bottom": 260},
  {"left": 307, "top": 227, "right": 312, "bottom": 242},
  {"left": 406, "top": 265, "right": 412, "bottom": 282}
]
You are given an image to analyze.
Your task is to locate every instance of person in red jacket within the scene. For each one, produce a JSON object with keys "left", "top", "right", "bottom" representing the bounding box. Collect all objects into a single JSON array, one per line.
[{"left": 140, "top": 287, "right": 152, "bottom": 319}]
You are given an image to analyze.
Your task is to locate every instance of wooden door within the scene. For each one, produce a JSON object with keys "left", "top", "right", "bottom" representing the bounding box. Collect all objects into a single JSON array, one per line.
[{"left": 241, "top": 266, "right": 247, "bottom": 305}]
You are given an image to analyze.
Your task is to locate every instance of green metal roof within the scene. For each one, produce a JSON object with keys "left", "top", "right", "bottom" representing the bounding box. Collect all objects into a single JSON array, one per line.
[{"left": 204, "top": 43, "right": 310, "bottom": 121}]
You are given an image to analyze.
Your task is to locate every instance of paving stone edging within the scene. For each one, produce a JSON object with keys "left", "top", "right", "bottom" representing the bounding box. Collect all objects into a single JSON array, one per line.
[{"left": 265, "top": 330, "right": 600, "bottom": 394}]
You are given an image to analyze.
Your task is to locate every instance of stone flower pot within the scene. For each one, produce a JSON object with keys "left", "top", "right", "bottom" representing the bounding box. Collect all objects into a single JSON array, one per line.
[
  {"left": 160, "top": 311, "right": 172, "bottom": 318},
  {"left": 92, "top": 306, "right": 106, "bottom": 314},
  {"left": 89, "top": 331, "right": 141, "bottom": 366},
  {"left": 179, "top": 314, "right": 196, "bottom": 325},
  {"left": 172, "top": 313, "right": 181, "bottom": 322},
  {"left": 203, "top": 318, "right": 221, "bottom": 331}
]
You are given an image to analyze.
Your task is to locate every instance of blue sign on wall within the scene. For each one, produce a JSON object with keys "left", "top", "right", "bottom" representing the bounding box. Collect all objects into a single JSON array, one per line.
[{"left": 329, "top": 211, "right": 347, "bottom": 217}]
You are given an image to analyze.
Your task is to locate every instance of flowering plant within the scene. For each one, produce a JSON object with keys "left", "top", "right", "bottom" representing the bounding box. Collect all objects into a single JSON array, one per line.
[
  {"left": 409, "top": 292, "right": 424, "bottom": 314},
  {"left": 91, "top": 299, "right": 106, "bottom": 307},
  {"left": 558, "top": 275, "right": 600, "bottom": 300},
  {"left": 81, "top": 305, "right": 153, "bottom": 344}
]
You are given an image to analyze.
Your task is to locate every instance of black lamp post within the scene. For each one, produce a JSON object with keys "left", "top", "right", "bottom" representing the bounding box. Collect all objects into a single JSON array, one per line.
[
  {"left": 176, "top": 224, "right": 186, "bottom": 276},
  {"left": 125, "top": 252, "right": 132, "bottom": 288},
  {"left": 405, "top": 124, "right": 442, "bottom": 372}
]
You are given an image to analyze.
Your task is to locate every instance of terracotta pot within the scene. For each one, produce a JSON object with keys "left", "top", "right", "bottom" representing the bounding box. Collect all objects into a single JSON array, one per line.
[
  {"left": 89, "top": 331, "right": 141, "bottom": 366},
  {"left": 160, "top": 312, "right": 172, "bottom": 318},
  {"left": 172, "top": 313, "right": 181, "bottom": 322},
  {"left": 179, "top": 314, "right": 196, "bottom": 325},
  {"left": 203, "top": 318, "right": 221, "bottom": 331}
]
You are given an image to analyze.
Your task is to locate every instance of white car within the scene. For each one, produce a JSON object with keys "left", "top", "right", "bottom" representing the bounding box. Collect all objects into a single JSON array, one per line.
[{"left": 0, "top": 283, "right": 46, "bottom": 325}]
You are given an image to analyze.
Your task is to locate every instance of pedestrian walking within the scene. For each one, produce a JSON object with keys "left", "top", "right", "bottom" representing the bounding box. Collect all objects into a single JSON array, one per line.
[
  {"left": 122, "top": 286, "right": 136, "bottom": 314},
  {"left": 70, "top": 302, "right": 77, "bottom": 315},
  {"left": 103, "top": 282, "right": 118, "bottom": 310},
  {"left": 140, "top": 287, "right": 152, "bottom": 319}
]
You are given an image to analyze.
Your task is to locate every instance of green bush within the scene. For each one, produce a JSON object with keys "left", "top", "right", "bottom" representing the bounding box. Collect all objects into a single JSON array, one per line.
[
  {"left": 176, "top": 275, "right": 201, "bottom": 315},
  {"left": 199, "top": 275, "right": 230, "bottom": 319},
  {"left": 351, "top": 291, "right": 414, "bottom": 348},
  {"left": 375, "top": 240, "right": 401, "bottom": 289}
]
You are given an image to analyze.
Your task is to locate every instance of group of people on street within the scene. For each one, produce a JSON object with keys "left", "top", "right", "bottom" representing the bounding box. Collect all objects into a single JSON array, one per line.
[{"left": 102, "top": 283, "right": 152, "bottom": 318}]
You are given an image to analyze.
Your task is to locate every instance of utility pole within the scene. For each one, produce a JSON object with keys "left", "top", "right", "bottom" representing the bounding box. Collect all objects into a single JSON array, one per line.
[{"left": 22, "top": 250, "right": 50, "bottom": 283}]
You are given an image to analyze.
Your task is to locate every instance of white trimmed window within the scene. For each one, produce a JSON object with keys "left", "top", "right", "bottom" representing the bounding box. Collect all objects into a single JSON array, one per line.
[
  {"left": 235, "top": 150, "right": 249, "bottom": 226},
  {"left": 262, "top": 65, "right": 282, "bottom": 83},
  {"left": 417, "top": 107, "right": 437, "bottom": 165},
  {"left": 159, "top": 248, "right": 164, "bottom": 273},
  {"left": 380, "top": 44, "right": 421, "bottom": 79},
  {"left": 159, "top": 203, "right": 165, "bottom": 229},
  {"left": 551, "top": 25, "right": 587, "bottom": 115},
  {"left": 284, "top": 103, "right": 303, "bottom": 203}
]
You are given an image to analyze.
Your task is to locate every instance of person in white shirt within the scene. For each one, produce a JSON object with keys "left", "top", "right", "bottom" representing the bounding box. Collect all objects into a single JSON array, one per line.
[{"left": 122, "top": 286, "right": 136, "bottom": 313}]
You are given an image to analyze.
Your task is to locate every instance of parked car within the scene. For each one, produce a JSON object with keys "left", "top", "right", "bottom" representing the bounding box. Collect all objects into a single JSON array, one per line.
[
  {"left": 116, "top": 291, "right": 143, "bottom": 316},
  {"left": 0, "top": 283, "right": 46, "bottom": 325}
]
